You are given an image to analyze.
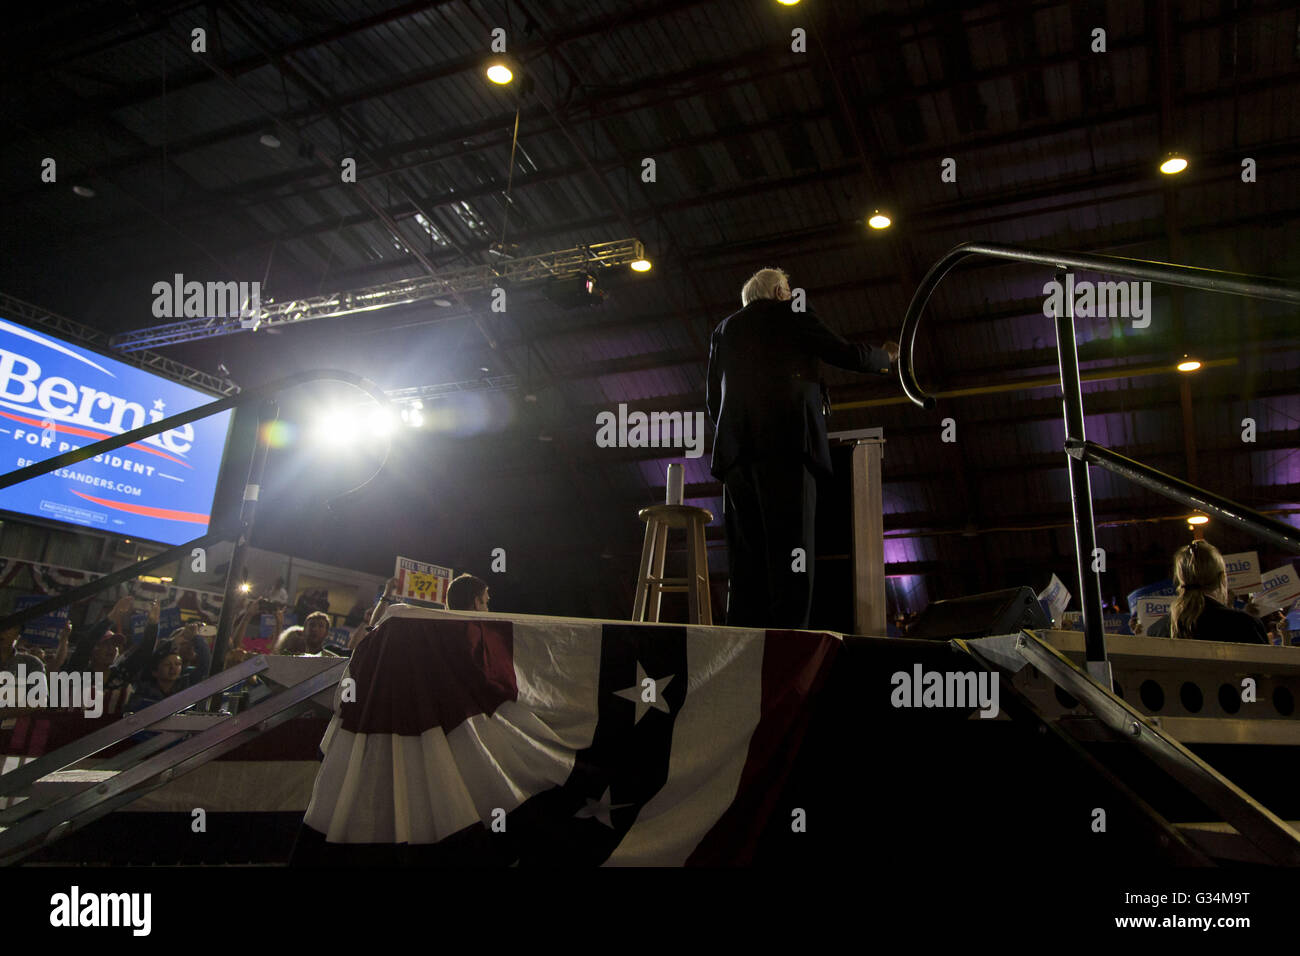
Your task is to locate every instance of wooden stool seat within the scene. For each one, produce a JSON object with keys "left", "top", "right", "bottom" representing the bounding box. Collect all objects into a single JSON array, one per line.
[{"left": 633, "top": 504, "right": 714, "bottom": 625}]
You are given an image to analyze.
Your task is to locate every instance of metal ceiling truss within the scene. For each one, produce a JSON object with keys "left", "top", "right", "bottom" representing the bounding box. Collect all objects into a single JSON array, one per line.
[
  {"left": 0, "top": 292, "right": 238, "bottom": 396},
  {"left": 109, "top": 239, "right": 644, "bottom": 352}
]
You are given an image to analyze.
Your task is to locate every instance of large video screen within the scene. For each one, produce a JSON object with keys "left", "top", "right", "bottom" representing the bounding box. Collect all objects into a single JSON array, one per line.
[{"left": 0, "top": 316, "right": 233, "bottom": 546}]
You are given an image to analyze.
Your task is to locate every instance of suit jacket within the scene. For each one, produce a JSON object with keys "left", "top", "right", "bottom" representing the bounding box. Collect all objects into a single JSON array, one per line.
[{"left": 706, "top": 298, "right": 890, "bottom": 480}]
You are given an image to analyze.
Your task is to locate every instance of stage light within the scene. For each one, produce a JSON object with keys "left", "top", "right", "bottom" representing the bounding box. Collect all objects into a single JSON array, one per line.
[
  {"left": 868, "top": 210, "right": 892, "bottom": 229},
  {"left": 486, "top": 62, "right": 513, "bottom": 84},
  {"left": 1176, "top": 355, "right": 1202, "bottom": 372},
  {"left": 368, "top": 407, "right": 395, "bottom": 435},
  {"left": 630, "top": 258, "right": 652, "bottom": 272},
  {"left": 408, "top": 410, "right": 424, "bottom": 428},
  {"left": 238, "top": 582, "right": 252, "bottom": 594},
  {"left": 1187, "top": 515, "right": 1209, "bottom": 526},
  {"left": 411, "top": 400, "right": 423, "bottom": 410},
  {"left": 1160, "top": 153, "right": 1188, "bottom": 175},
  {"left": 776, "top": 0, "right": 801, "bottom": 5}
]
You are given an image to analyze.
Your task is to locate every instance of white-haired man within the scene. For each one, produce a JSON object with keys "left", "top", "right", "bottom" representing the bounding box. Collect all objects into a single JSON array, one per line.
[{"left": 706, "top": 267, "right": 898, "bottom": 628}]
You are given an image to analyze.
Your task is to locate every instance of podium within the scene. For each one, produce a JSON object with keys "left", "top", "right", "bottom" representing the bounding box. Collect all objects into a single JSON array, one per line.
[{"left": 811, "top": 427, "right": 886, "bottom": 635}]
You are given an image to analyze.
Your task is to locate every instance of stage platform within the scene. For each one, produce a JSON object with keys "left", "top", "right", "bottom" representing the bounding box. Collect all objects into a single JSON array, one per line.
[{"left": 3, "top": 607, "right": 1298, "bottom": 866}]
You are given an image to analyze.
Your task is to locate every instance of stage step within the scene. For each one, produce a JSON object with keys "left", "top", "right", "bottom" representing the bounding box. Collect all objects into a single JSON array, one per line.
[{"left": 1177, "top": 820, "right": 1300, "bottom": 865}]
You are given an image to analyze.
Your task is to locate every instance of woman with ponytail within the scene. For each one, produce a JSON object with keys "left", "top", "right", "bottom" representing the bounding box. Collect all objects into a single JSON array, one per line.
[{"left": 1169, "top": 540, "right": 1268, "bottom": 643}]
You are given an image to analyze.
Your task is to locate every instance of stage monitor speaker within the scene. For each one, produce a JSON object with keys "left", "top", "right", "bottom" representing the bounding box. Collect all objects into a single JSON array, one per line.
[{"left": 907, "top": 586, "right": 1049, "bottom": 641}]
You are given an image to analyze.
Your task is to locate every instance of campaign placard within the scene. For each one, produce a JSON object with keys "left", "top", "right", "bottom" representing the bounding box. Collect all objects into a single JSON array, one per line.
[
  {"left": 1136, "top": 596, "right": 1173, "bottom": 631},
  {"left": 1255, "top": 564, "right": 1300, "bottom": 613},
  {"left": 394, "top": 557, "right": 452, "bottom": 605},
  {"left": 15, "top": 594, "right": 69, "bottom": 649},
  {"left": 1037, "top": 573, "right": 1071, "bottom": 624},
  {"left": 1222, "top": 551, "right": 1262, "bottom": 593},
  {"left": 325, "top": 627, "right": 352, "bottom": 653},
  {"left": 0, "top": 316, "right": 234, "bottom": 546}
]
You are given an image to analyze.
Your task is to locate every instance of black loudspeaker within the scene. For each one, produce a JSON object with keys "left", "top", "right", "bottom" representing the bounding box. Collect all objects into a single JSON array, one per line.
[{"left": 907, "top": 587, "right": 1050, "bottom": 641}]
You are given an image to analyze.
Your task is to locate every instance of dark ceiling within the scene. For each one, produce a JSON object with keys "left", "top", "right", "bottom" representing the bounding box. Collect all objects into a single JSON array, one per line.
[{"left": 2, "top": 0, "right": 1299, "bottom": 621}]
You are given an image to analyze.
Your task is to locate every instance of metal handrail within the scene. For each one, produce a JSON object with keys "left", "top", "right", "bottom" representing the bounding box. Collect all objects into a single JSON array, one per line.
[
  {"left": 896, "top": 241, "right": 1300, "bottom": 677},
  {"left": 898, "top": 241, "right": 1300, "bottom": 410},
  {"left": 1067, "top": 439, "right": 1300, "bottom": 554}
]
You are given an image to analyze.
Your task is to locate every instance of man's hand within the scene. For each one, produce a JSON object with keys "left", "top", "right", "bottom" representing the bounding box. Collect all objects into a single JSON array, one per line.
[
  {"left": 148, "top": 600, "right": 161, "bottom": 625},
  {"left": 882, "top": 341, "right": 900, "bottom": 363}
]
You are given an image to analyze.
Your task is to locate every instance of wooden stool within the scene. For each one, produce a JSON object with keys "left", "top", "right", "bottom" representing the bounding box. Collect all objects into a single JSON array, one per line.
[{"left": 632, "top": 504, "right": 714, "bottom": 625}]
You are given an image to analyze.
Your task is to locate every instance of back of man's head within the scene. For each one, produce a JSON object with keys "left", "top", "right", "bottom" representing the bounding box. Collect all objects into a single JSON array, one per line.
[
  {"left": 446, "top": 574, "right": 488, "bottom": 611},
  {"left": 741, "top": 267, "right": 790, "bottom": 307}
]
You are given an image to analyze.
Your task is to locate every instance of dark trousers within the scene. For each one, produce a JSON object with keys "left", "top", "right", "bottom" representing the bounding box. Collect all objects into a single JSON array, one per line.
[{"left": 721, "top": 459, "right": 816, "bottom": 629}]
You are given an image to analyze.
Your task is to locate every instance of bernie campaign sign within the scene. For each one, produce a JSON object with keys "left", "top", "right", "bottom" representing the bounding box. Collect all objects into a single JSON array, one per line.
[{"left": 0, "top": 317, "right": 233, "bottom": 546}]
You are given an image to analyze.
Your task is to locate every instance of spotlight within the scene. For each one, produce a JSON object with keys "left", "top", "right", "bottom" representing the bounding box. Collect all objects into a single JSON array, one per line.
[
  {"left": 411, "top": 400, "right": 423, "bottom": 410},
  {"left": 1187, "top": 515, "right": 1209, "bottom": 526},
  {"left": 1176, "top": 355, "right": 1202, "bottom": 372},
  {"left": 486, "top": 62, "right": 513, "bottom": 84},
  {"left": 867, "top": 210, "right": 892, "bottom": 229},
  {"left": 238, "top": 582, "right": 252, "bottom": 594},
  {"left": 367, "top": 407, "right": 395, "bottom": 435},
  {"left": 630, "top": 258, "right": 652, "bottom": 272},
  {"left": 1160, "top": 153, "right": 1188, "bottom": 175},
  {"left": 408, "top": 410, "right": 424, "bottom": 428}
]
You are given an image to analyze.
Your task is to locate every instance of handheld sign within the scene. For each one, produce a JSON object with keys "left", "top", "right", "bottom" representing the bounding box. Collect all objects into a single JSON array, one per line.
[
  {"left": 1222, "top": 551, "right": 1262, "bottom": 593},
  {"left": 1255, "top": 564, "right": 1300, "bottom": 613},
  {"left": 1136, "top": 596, "right": 1173, "bottom": 631},
  {"left": 394, "top": 557, "right": 453, "bottom": 605},
  {"left": 1037, "top": 573, "right": 1071, "bottom": 625},
  {"left": 15, "top": 595, "right": 69, "bottom": 649}
]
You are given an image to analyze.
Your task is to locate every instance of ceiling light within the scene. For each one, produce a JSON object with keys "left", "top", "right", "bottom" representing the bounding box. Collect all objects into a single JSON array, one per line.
[
  {"left": 433, "top": 298, "right": 452, "bottom": 307},
  {"left": 1159, "top": 153, "right": 1188, "bottom": 175},
  {"left": 486, "top": 63, "right": 513, "bottom": 85},
  {"left": 630, "top": 258, "right": 652, "bottom": 272},
  {"left": 259, "top": 133, "right": 281, "bottom": 149},
  {"left": 238, "top": 582, "right": 252, "bottom": 593},
  {"left": 72, "top": 185, "right": 96, "bottom": 198},
  {"left": 867, "top": 210, "right": 892, "bottom": 229},
  {"left": 1187, "top": 515, "right": 1209, "bottom": 526},
  {"left": 1176, "top": 355, "right": 1202, "bottom": 372}
]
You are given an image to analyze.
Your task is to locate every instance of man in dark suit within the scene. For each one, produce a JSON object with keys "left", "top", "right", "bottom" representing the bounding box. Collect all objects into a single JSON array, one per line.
[{"left": 706, "top": 267, "right": 898, "bottom": 628}]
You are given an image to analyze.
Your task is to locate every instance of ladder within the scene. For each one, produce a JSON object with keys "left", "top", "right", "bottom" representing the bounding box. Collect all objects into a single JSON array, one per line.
[{"left": 0, "top": 655, "right": 345, "bottom": 866}]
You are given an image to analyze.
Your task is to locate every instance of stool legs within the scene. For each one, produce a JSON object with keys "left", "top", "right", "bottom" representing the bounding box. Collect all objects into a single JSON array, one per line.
[
  {"left": 633, "top": 518, "right": 658, "bottom": 622},
  {"left": 649, "top": 521, "right": 668, "bottom": 623},
  {"left": 632, "top": 515, "right": 713, "bottom": 625},
  {"left": 691, "top": 517, "right": 712, "bottom": 625}
]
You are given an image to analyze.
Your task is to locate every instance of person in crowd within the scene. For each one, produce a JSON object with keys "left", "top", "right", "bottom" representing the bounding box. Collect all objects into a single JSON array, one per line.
[
  {"left": 1167, "top": 540, "right": 1268, "bottom": 644},
  {"left": 349, "top": 578, "right": 399, "bottom": 651},
  {"left": 274, "top": 611, "right": 339, "bottom": 657},
  {"left": 0, "top": 625, "right": 42, "bottom": 676},
  {"left": 446, "top": 574, "right": 490, "bottom": 611},
  {"left": 706, "top": 266, "right": 898, "bottom": 628},
  {"left": 164, "top": 622, "right": 212, "bottom": 684},
  {"left": 122, "top": 602, "right": 189, "bottom": 711},
  {"left": 268, "top": 577, "right": 289, "bottom": 606},
  {"left": 12, "top": 621, "right": 71, "bottom": 673}
]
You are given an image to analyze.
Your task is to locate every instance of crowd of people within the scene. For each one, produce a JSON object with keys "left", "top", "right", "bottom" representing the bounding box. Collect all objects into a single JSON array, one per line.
[{"left": 0, "top": 568, "right": 497, "bottom": 719}]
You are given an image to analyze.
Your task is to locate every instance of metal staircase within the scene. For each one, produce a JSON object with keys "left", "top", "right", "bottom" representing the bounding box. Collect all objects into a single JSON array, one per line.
[{"left": 0, "top": 655, "right": 344, "bottom": 865}]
